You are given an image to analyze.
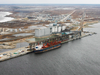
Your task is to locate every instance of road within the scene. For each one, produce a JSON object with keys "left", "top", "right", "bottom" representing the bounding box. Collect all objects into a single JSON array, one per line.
[{"left": 60, "top": 10, "right": 76, "bottom": 22}]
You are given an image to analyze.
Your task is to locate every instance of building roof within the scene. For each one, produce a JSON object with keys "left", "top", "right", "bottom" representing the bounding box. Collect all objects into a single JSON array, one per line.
[{"left": 27, "top": 35, "right": 59, "bottom": 43}]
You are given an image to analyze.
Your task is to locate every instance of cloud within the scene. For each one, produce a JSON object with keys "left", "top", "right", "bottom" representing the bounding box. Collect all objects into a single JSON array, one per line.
[{"left": 0, "top": 0, "right": 100, "bottom": 4}]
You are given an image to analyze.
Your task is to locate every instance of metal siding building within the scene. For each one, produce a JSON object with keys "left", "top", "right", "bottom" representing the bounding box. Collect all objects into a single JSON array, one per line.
[
  {"left": 35, "top": 24, "right": 67, "bottom": 37},
  {"left": 44, "top": 27, "right": 50, "bottom": 35},
  {"left": 35, "top": 29, "right": 39, "bottom": 37},
  {"left": 35, "top": 29, "right": 44, "bottom": 37},
  {"left": 35, "top": 27, "right": 51, "bottom": 37}
]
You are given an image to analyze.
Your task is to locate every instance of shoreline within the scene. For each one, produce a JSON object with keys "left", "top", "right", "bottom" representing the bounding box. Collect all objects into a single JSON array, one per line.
[
  {"left": 0, "top": 31, "right": 96, "bottom": 62},
  {"left": 0, "top": 12, "right": 14, "bottom": 22}
]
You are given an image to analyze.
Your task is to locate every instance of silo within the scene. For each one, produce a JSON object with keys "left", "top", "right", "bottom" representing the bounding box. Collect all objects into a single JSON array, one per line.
[
  {"left": 44, "top": 27, "right": 50, "bottom": 35},
  {"left": 62, "top": 26, "right": 66, "bottom": 31},
  {"left": 19, "top": 28, "right": 22, "bottom": 32},
  {"left": 64, "top": 26, "right": 66, "bottom": 30},
  {"left": 35, "top": 27, "right": 46, "bottom": 37},
  {"left": 52, "top": 26, "right": 55, "bottom": 32},
  {"left": 40, "top": 28, "right": 45, "bottom": 36},
  {"left": 35, "top": 29, "right": 39, "bottom": 37},
  {"left": 58, "top": 26, "right": 61, "bottom": 32},
  {"left": 52, "top": 26, "right": 58, "bottom": 32},
  {"left": 54, "top": 26, "right": 57, "bottom": 32},
  {"left": 10, "top": 29, "right": 13, "bottom": 32},
  {"left": 39, "top": 29, "right": 42, "bottom": 36},
  {"left": 15, "top": 29, "right": 17, "bottom": 32}
]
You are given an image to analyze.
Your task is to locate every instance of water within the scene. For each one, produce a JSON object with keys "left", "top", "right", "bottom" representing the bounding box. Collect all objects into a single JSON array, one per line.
[
  {"left": 0, "top": 23, "right": 100, "bottom": 75},
  {"left": 0, "top": 12, "right": 14, "bottom": 22}
]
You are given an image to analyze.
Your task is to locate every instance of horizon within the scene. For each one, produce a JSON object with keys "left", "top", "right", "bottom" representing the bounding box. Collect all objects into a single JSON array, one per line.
[
  {"left": 0, "top": 0, "right": 100, "bottom": 4},
  {"left": 0, "top": 3, "right": 100, "bottom": 5}
]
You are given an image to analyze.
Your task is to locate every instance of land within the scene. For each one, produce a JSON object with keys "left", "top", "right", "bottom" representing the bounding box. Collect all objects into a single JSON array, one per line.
[
  {"left": 0, "top": 4, "right": 100, "bottom": 50},
  {"left": 0, "top": 31, "right": 96, "bottom": 61}
]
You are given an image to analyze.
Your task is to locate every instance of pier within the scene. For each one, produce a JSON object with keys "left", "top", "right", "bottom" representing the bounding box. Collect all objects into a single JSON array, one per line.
[
  {"left": 0, "top": 31, "right": 96, "bottom": 62},
  {"left": 0, "top": 47, "right": 31, "bottom": 61}
]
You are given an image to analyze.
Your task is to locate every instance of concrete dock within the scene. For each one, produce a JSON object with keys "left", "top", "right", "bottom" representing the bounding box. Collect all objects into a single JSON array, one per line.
[
  {"left": 0, "top": 32, "right": 96, "bottom": 62},
  {"left": 0, "top": 47, "right": 31, "bottom": 61},
  {"left": 61, "top": 32, "right": 96, "bottom": 44}
]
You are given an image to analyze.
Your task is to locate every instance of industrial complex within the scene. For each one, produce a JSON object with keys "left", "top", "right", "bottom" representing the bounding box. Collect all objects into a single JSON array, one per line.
[{"left": 0, "top": 5, "right": 98, "bottom": 61}]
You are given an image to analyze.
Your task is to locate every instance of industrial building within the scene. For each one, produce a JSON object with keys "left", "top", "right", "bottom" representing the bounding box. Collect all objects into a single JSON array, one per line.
[{"left": 35, "top": 23, "right": 67, "bottom": 37}]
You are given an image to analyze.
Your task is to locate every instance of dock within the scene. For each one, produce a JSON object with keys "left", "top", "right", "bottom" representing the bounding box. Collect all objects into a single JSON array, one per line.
[
  {"left": 0, "top": 32, "right": 96, "bottom": 62},
  {"left": 61, "top": 32, "right": 96, "bottom": 44},
  {"left": 0, "top": 47, "right": 31, "bottom": 61}
]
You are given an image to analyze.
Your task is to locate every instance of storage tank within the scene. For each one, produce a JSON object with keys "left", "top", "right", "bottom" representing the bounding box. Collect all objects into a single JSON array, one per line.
[
  {"left": 52, "top": 27, "right": 55, "bottom": 32},
  {"left": 35, "top": 27, "right": 51, "bottom": 37},
  {"left": 58, "top": 26, "right": 61, "bottom": 32},
  {"left": 35, "top": 29, "right": 44, "bottom": 37},
  {"left": 19, "top": 28, "right": 22, "bottom": 31},
  {"left": 52, "top": 26, "right": 57, "bottom": 32},
  {"left": 14, "top": 29, "right": 17, "bottom": 32},
  {"left": 44, "top": 27, "right": 50, "bottom": 35},
  {"left": 48, "top": 23, "right": 53, "bottom": 28},
  {"left": 54, "top": 26, "right": 57, "bottom": 32},
  {"left": 62, "top": 26, "right": 66, "bottom": 31},
  {"left": 39, "top": 29, "right": 44, "bottom": 36},
  {"left": 35, "top": 29, "right": 39, "bottom": 37},
  {"left": 10, "top": 29, "right": 12, "bottom": 32}
]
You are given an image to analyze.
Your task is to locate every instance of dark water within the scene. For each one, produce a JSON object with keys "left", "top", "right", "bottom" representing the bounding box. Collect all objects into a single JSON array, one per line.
[{"left": 0, "top": 23, "right": 100, "bottom": 75}]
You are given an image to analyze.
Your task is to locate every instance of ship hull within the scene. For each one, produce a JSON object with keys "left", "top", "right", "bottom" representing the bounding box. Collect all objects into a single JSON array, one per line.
[{"left": 34, "top": 44, "right": 61, "bottom": 53}]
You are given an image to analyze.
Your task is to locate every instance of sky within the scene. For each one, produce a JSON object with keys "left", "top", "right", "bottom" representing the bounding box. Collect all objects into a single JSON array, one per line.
[{"left": 0, "top": 0, "right": 100, "bottom": 4}]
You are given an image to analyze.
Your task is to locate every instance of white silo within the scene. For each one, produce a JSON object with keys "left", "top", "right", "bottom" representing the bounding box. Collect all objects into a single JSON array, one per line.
[
  {"left": 58, "top": 26, "right": 61, "bottom": 32},
  {"left": 44, "top": 27, "right": 50, "bottom": 35},
  {"left": 19, "top": 28, "right": 22, "bottom": 32},
  {"left": 15, "top": 29, "right": 17, "bottom": 32},
  {"left": 40, "top": 28, "right": 45, "bottom": 36},
  {"left": 35, "top": 29, "right": 39, "bottom": 37},
  {"left": 52, "top": 25, "right": 58, "bottom": 33},
  {"left": 35, "top": 26, "right": 48, "bottom": 37},
  {"left": 62, "top": 26, "right": 66, "bottom": 31},
  {"left": 54, "top": 26, "right": 58, "bottom": 32},
  {"left": 52, "top": 26, "right": 55, "bottom": 32}
]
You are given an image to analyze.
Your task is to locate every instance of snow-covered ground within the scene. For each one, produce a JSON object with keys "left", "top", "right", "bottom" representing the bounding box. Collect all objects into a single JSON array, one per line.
[{"left": 0, "top": 12, "right": 14, "bottom": 22}]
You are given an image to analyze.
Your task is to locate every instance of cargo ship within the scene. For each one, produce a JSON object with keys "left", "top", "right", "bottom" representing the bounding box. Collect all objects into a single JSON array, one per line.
[
  {"left": 27, "top": 23, "right": 82, "bottom": 53},
  {"left": 28, "top": 31, "right": 81, "bottom": 53},
  {"left": 33, "top": 41, "right": 61, "bottom": 53}
]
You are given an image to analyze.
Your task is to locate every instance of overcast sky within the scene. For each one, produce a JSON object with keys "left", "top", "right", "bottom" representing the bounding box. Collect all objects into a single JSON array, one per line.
[{"left": 0, "top": 0, "right": 100, "bottom": 4}]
